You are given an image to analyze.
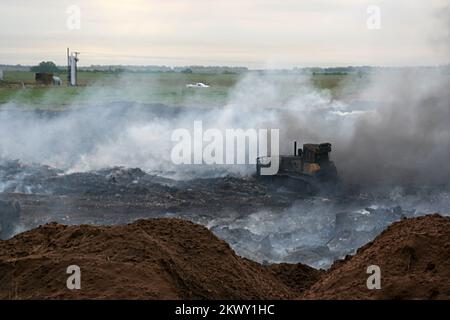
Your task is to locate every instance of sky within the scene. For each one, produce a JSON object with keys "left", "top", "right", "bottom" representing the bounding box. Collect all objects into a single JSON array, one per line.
[{"left": 0, "top": 0, "right": 449, "bottom": 68}]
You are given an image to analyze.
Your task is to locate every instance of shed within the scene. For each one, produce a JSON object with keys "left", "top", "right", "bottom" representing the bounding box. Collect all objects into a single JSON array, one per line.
[{"left": 35, "top": 72, "right": 53, "bottom": 85}]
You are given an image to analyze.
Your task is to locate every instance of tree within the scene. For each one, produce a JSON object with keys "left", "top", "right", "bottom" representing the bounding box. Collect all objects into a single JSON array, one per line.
[{"left": 31, "top": 61, "right": 61, "bottom": 73}]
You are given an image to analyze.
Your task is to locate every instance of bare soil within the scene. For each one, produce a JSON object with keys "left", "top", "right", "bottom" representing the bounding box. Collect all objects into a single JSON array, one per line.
[
  {"left": 0, "top": 214, "right": 448, "bottom": 300},
  {"left": 303, "top": 214, "right": 450, "bottom": 299}
]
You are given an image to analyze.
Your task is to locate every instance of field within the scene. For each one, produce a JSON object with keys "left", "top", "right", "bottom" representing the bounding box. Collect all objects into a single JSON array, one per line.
[{"left": 0, "top": 70, "right": 365, "bottom": 109}]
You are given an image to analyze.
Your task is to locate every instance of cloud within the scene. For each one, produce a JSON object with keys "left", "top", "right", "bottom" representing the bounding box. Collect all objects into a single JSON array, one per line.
[{"left": 1, "top": 0, "right": 448, "bottom": 66}]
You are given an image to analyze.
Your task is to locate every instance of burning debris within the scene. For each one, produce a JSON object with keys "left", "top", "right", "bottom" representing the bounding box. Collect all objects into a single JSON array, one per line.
[
  {"left": 1, "top": 158, "right": 448, "bottom": 268},
  {"left": 208, "top": 200, "right": 420, "bottom": 268},
  {"left": 0, "top": 200, "right": 20, "bottom": 239}
]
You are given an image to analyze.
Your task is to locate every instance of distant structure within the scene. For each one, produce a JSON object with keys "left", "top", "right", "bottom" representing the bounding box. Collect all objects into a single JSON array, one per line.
[
  {"left": 186, "top": 82, "right": 210, "bottom": 88},
  {"left": 35, "top": 72, "right": 54, "bottom": 85},
  {"left": 67, "top": 48, "right": 79, "bottom": 86},
  {"left": 52, "top": 76, "right": 62, "bottom": 86},
  {"left": 0, "top": 69, "right": 3, "bottom": 81},
  {"left": 34, "top": 73, "right": 61, "bottom": 86}
]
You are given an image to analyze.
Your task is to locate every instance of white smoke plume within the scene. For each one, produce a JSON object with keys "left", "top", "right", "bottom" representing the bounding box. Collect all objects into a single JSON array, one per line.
[{"left": 0, "top": 67, "right": 449, "bottom": 188}]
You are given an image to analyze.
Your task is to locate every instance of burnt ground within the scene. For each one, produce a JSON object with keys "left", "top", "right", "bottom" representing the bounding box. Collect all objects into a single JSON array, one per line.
[
  {"left": 0, "top": 161, "right": 295, "bottom": 224},
  {"left": 1, "top": 159, "right": 450, "bottom": 269}
]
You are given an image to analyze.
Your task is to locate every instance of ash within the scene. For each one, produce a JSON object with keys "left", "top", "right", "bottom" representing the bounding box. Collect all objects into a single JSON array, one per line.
[{"left": 1, "top": 159, "right": 448, "bottom": 269}]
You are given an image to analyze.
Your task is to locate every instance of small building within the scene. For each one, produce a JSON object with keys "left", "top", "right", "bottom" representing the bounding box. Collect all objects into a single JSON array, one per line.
[
  {"left": 0, "top": 69, "right": 3, "bottom": 81},
  {"left": 35, "top": 72, "right": 53, "bottom": 85}
]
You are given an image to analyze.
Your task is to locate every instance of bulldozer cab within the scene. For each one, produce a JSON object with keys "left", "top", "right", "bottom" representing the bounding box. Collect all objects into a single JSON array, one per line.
[{"left": 302, "top": 143, "right": 331, "bottom": 165}]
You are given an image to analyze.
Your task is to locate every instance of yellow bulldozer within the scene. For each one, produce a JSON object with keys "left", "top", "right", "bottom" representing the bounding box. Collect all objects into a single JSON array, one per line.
[{"left": 256, "top": 142, "right": 338, "bottom": 192}]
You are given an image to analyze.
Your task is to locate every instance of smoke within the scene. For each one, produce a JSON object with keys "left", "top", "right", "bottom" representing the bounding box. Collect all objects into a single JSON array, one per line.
[
  {"left": 0, "top": 72, "right": 328, "bottom": 177},
  {"left": 225, "top": 68, "right": 450, "bottom": 187},
  {"left": 1, "top": 68, "right": 449, "bottom": 188},
  {"left": 337, "top": 70, "right": 450, "bottom": 186},
  {"left": 1, "top": 70, "right": 449, "bottom": 267},
  {"left": 431, "top": 3, "right": 450, "bottom": 58}
]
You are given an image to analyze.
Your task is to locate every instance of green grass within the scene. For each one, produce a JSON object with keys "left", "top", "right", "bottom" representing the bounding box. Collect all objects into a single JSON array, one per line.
[
  {"left": 0, "top": 71, "right": 241, "bottom": 108},
  {"left": 0, "top": 70, "right": 365, "bottom": 109}
]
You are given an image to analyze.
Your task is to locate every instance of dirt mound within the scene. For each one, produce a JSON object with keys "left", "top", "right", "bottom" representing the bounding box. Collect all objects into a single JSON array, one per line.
[
  {"left": 0, "top": 214, "right": 448, "bottom": 300},
  {"left": 0, "top": 218, "right": 320, "bottom": 299},
  {"left": 304, "top": 214, "right": 450, "bottom": 299},
  {"left": 269, "top": 263, "right": 322, "bottom": 295}
]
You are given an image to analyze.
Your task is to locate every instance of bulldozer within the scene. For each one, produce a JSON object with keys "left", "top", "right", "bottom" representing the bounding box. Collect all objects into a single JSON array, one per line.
[{"left": 256, "top": 141, "right": 338, "bottom": 192}]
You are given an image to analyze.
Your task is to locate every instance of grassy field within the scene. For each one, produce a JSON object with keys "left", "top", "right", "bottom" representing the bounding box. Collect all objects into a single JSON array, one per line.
[{"left": 0, "top": 70, "right": 364, "bottom": 109}]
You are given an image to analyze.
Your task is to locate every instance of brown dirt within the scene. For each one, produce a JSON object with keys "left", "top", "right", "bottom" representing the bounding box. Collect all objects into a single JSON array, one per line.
[
  {"left": 303, "top": 214, "right": 450, "bottom": 299},
  {"left": 0, "top": 214, "right": 449, "bottom": 300},
  {"left": 0, "top": 218, "right": 321, "bottom": 299}
]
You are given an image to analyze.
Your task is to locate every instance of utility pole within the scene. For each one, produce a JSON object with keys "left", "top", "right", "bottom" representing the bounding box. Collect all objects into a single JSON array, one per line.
[
  {"left": 67, "top": 48, "right": 70, "bottom": 86},
  {"left": 67, "top": 48, "right": 79, "bottom": 86}
]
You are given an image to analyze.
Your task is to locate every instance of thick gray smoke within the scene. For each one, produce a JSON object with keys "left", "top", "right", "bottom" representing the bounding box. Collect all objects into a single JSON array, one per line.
[
  {"left": 226, "top": 69, "right": 450, "bottom": 187},
  {"left": 433, "top": 3, "right": 450, "bottom": 57},
  {"left": 337, "top": 70, "right": 450, "bottom": 186},
  {"left": 0, "top": 68, "right": 449, "bottom": 187}
]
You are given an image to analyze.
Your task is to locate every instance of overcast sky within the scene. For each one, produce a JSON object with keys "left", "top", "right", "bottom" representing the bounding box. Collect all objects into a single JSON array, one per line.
[{"left": 1, "top": 0, "right": 449, "bottom": 68}]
